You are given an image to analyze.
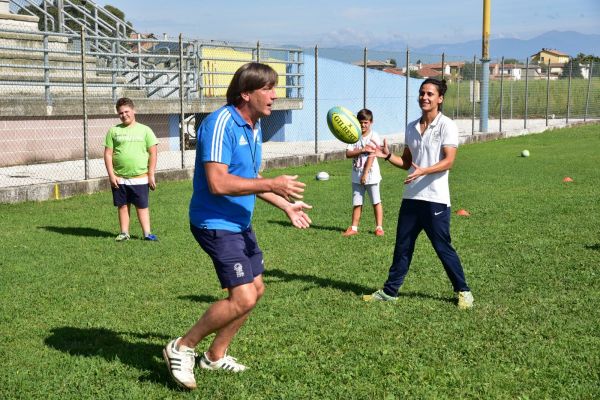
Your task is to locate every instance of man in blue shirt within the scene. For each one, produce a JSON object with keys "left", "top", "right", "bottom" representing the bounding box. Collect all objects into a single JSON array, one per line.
[{"left": 163, "top": 62, "right": 312, "bottom": 390}]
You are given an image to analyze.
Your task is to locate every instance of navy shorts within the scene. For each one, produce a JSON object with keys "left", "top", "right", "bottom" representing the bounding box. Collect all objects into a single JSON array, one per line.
[
  {"left": 190, "top": 224, "right": 264, "bottom": 289},
  {"left": 112, "top": 183, "right": 149, "bottom": 208}
]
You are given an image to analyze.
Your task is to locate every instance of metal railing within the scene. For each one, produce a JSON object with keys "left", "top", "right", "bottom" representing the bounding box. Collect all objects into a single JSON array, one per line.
[{"left": 0, "top": 26, "right": 303, "bottom": 103}]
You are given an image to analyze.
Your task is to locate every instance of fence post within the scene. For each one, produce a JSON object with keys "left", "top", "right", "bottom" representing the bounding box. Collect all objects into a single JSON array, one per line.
[
  {"left": 455, "top": 66, "right": 460, "bottom": 118},
  {"left": 137, "top": 33, "right": 143, "bottom": 88},
  {"left": 57, "top": 0, "right": 64, "bottom": 33},
  {"left": 363, "top": 47, "right": 367, "bottom": 109},
  {"left": 179, "top": 34, "right": 185, "bottom": 169},
  {"left": 80, "top": 28, "right": 89, "bottom": 180},
  {"left": 314, "top": 45, "right": 318, "bottom": 154},
  {"left": 524, "top": 57, "right": 529, "bottom": 129},
  {"left": 566, "top": 58, "right": 573, "bottom": 124},
  {"left": 405, "top": 47, "right": 409, "bottom": 133},
  {"left": 499, "top": 56, "right": 504, "bottom": 133},
  {"left": 43, "top": 33, "right": 51, "bottom": 105},
  {"left": 256, "top": 41, "right": 260, "bottom": 63},
  {"left": 471, "top": 55, "right": 476, "bottom": 135},
  {"left": 584, "top": 61, "right": 593, "bottom": 122},
  {"left": 545, "top": 59, "right": 551, "bottom": 126},
  {"left": 441, "top": 52, "right": 445, "bottom": 81}
]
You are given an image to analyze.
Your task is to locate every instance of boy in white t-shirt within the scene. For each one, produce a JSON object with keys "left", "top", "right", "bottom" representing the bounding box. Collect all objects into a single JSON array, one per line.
[{"left": 342, "top": 109, "right": 384, "bottom": 237}]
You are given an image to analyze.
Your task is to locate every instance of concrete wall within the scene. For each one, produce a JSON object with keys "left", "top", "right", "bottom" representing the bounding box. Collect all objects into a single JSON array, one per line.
[{"left": 0, "top": 114, "right": 173, "bottom": 167}]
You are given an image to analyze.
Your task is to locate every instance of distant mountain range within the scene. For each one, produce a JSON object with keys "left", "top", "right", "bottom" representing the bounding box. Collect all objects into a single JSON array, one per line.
[{"left": 308, "top": 31, "right": 600, "bottom": 65}]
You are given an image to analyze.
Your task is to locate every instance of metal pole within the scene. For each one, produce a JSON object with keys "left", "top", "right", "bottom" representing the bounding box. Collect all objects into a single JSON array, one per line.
[
  {"left": 545, "top": 59, "right": 551, "bottom": 126},
  {"left": 510, "top": 75, "right": 513, "bottom": 119},
  {"left": 472, "top": 55, "right": 476, "bottom": 135},
  {"left": 584, "top": 61, "right": 593, "bottom": 122},
  {"left": 314, "top": 45, "right": 318, "bottom": 154},
  {"left": 44, "top": 33, "right": 51, "bottom": 105},
  {"left": 179, "top": 34, "right": 185, "bottom": 169},
  {"left": 405, "top": 47, "right": 409, "bottom": 133},
  {"left": 479, "top": 0, "right": 491, "bottom": 133},
  {"left": 57, "top": 0, "right": 65, "bottom": 33},
  {"left": 363, "top": 47, "right": 367, "bottom": 109},
  {"left": 80, "top": 28, "right": 89, "bottom": 180},
  {"left": 499, "top": 56, "right": 504, "bottom": 133},
  {"left": 137, "top": 33, "right": 143, "bottom": 88},
  {"left": 256, "top": 41, "right": 260, "bottom": 63},
  {"left": 566, "top": 58, "right": 573, "bottom": 124},
  {"left": 455, "top": 68, "right": 460, "bottom": 118},
  {"left": 441, "top": 52, "right": 445, "bottom": 81},
  {"left": 524, "top": 57, "right": 529, "bottom": 129}
]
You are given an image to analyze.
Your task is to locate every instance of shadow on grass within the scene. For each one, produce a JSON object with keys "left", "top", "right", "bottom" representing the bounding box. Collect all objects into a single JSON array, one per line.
[
  {"left": 397, "top": 291, "right": 456, "bottom": 305},
  {"left": 178, "top": 294, "right": 220, "bottom": 303},
  {"left": 45, "top": 327, "right": 178, "bottom": 388},
  {"left": 266, "top": 269, "right": 455, "bottom": 304},
  {"left": 40, "top": 226, "right": 114, "bottom": 238},
  {"left": 266, "top": 268, "right": 372, "bottom": 295},
  {"left": 584, "top": 243, "right": 600, "bottom": 251},
  {"left": 267, "top": 220, "right": 343, "bottom": 232}
]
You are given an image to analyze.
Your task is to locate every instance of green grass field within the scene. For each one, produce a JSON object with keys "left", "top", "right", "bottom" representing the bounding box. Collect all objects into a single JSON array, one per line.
[{"left": 1, "top": 124, "right": 599, "bottom": 399}]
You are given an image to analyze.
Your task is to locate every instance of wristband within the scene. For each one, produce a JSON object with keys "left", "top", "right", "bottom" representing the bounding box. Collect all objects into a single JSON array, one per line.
[{"left": 385, "top": 153, "right": 392, "bottom": 161}]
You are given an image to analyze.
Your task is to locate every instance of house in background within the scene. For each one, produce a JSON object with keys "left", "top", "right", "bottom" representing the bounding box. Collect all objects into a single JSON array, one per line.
[
  {"left": 352, "top": 59, "right": 395, "bottom": 71},
  {"left": 530, "top": 48, "right": 570, "bottom": 65},
  {"left": 490, "top": 63, "right": 522, "bottom": 80}
]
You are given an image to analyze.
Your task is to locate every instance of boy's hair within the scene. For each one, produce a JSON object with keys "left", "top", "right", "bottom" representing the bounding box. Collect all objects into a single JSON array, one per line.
[
  {"left": 419, "top": 78, "right": 448, "bottom": 97},
  {"left": 356, "top": 108, "right": 373, "bottom": 121},
  {"left": 116, "top": 97, "right": 135, "bottom": 110},
  {"left": 226, "top": 62, "right": 278, "bottom": 106}
]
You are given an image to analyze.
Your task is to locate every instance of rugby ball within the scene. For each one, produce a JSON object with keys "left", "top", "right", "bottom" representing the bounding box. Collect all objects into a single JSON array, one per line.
[
  {"left": 326, "top": 106, "right": 361, "bottom": 144},
  {"left": 316, "top": 171, "right": 330, "bottom": 181}
]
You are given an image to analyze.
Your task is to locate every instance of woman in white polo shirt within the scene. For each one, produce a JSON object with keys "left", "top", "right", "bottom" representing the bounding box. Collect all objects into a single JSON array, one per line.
[{"left": 364, "top": 78, "right": 474, "bottom": 309}]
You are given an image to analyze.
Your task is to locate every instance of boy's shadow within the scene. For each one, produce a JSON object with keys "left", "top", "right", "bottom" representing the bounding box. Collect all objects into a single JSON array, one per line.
[
  {"left": 45, "top": 327, "right": 175, "bottom": 387},
  {"left": 40, "top": 226, "right": 114, "bottom": 238}
]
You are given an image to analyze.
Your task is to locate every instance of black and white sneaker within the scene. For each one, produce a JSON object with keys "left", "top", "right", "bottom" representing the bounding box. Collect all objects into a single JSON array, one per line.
[
  {"left": 199, "top": 352, "right": 247, "bottom": 372},
  {"left": 163, "top": 337, "right": 197, "bottom": 389}
]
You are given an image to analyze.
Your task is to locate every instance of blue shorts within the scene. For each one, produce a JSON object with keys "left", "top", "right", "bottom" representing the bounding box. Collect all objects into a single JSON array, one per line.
[
  {"left": 190, "top": 224, "right": 264, "bottom": 289},
  {"left": 112, "top": 178, "right": 149, "bottom": 208}
]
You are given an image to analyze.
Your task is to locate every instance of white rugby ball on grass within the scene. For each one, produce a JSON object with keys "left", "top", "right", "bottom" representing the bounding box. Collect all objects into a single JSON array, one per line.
[{"left": 316, "top": 171, "right": 330, "bottom": 181}]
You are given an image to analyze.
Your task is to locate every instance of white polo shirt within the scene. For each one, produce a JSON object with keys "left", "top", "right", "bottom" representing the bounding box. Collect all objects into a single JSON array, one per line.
[
  {"left": 402, "top": 112, "right": 458, "bottom": 206},
  {"left": 347, "top": 131, "right": 382, "bottom": 184}
]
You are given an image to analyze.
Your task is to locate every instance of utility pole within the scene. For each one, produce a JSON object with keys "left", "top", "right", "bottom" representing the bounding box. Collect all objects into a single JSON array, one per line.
[{"left": 480, "top": 0, "right": 491, "bottom": 132}]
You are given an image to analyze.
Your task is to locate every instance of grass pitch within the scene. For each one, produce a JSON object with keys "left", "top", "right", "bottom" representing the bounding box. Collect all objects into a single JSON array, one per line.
[{"left": 0, "top": 124, "right": 599, "bottom": 399}]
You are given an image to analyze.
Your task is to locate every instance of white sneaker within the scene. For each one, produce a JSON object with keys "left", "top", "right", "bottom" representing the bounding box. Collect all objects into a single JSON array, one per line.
[
  {"left": 163, "top": 338, "right": 197, "bottom": 389},
  {"left": 199, "top": 352, "right": 247, "bottom": 372},
  {"left": 457, "top": 291, "right": 474, "bottom": 309}
]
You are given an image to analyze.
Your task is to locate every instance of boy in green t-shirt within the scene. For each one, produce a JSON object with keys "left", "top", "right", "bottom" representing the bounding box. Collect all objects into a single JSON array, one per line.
[{"left": 104, "top": 97, "right": 159, "bottom": 241}]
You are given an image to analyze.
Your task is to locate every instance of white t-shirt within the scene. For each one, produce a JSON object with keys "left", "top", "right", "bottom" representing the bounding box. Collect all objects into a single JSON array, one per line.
[
  {"left": 402, "top": 113, "right": 458, "bottom": 206},
  {"left": 347, "top": 131, "right": 382, "bottom": 184}
]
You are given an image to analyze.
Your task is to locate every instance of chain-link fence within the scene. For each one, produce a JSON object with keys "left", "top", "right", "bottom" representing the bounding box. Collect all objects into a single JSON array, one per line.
[{"left": 1, "top": 23, "right": 599, "bottom": 190}]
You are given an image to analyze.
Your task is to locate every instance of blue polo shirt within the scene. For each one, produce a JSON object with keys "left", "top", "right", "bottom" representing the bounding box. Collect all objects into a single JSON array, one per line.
[{"left": 189, "top": 104, "right": 262, "bottom": 232}]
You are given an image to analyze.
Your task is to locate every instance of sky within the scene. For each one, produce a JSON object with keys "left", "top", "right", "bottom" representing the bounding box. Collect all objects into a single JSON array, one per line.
[{"left": 96, "top": 0, "right": 600, "bottom": 47}]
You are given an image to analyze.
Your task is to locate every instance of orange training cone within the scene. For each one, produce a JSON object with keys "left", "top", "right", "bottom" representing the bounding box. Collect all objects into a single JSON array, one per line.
[
  {"left": 563, "top": 177, "right": 574, "bottom": 183},
  {"left": 456, "top": 209, "right": 470, "bottom": 216}
]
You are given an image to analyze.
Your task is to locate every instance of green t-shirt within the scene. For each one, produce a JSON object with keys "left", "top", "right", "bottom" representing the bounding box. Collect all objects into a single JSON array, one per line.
[{"left": 104, "top": 122, "right": 158, "bottom": 178}]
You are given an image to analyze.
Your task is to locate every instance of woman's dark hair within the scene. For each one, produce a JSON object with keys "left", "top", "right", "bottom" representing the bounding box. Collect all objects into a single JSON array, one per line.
[
  {"left": 419, "top": 78, "right": 447, "bottom": 97},
  {"left": 226, "top": 62, "right": 278, "bottom": 106}
]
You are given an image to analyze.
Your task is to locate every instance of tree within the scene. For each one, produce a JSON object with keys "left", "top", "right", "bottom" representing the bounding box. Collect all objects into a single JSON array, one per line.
[
  {"left": 571, "top": 53, "right": 600, "bottom": 77},
  {"left": 388, "top": 58, "right": 397, "bottom": 68},
  {"left": 560, "top": 59, "right": 584, "bottom": 79},
  {"left": 460, "top": 62, "right": 483, "bottom": 80}
]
